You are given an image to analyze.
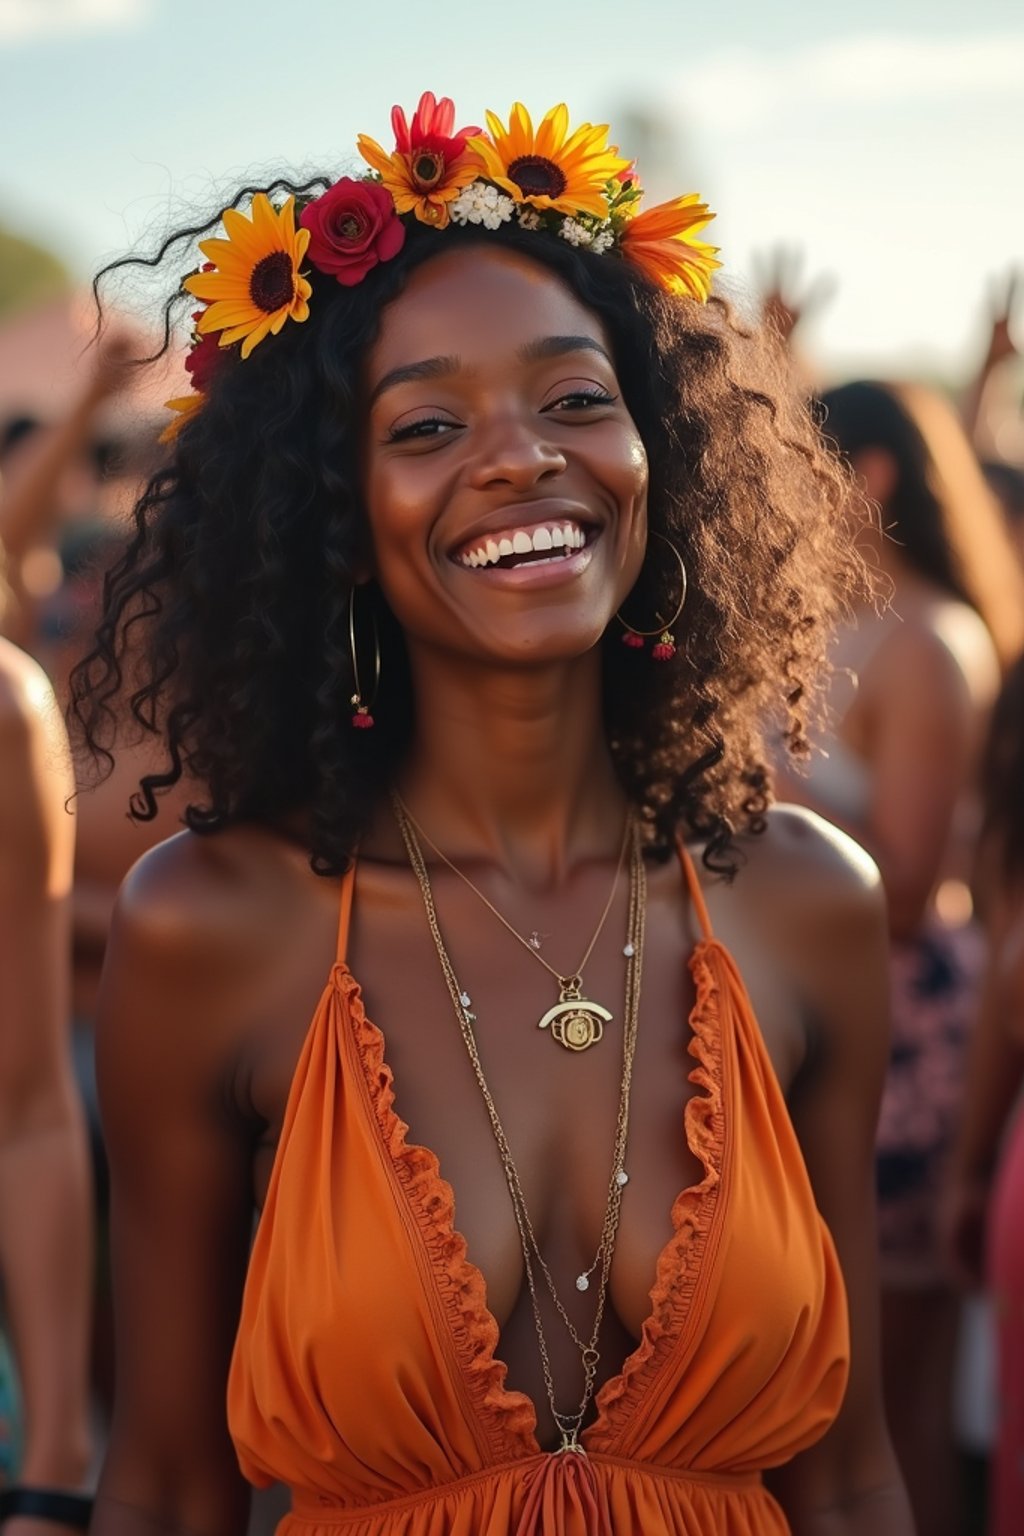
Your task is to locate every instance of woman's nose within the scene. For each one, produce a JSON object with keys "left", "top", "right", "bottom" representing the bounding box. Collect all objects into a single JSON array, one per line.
[{"left": 468, "top": 415, "right": 568, "bottom": 491}]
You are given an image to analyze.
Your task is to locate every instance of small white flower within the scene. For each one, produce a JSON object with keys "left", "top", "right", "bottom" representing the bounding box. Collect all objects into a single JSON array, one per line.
[
  {"left": 591, "top": 226, "right": 616, "bottom": 255},
  {"left": 517, "top": 208, "right": 542, "bottom": 231},
  {"left": 450, "top": 180, "right": 514, "bottom": 228},
  {"left": 558, "top": 217, "right": 594, "bottom": 248}
]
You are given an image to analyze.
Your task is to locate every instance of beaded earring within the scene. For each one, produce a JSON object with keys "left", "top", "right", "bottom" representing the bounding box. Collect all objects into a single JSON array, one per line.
[
  {"left": 349, "top": 586, "right": 380, "bottom": 728},
  {"left": 616, "top": 532, "right": 688, "bottom": 660}
]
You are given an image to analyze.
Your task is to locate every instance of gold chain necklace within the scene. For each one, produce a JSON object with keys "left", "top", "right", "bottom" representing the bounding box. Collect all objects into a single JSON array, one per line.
[
  {"left": 394, "top": 803, "right": 646, "bottom": 1452},
  {"left": 392, "top": 792, "right": 631, "bottom": 1053}
]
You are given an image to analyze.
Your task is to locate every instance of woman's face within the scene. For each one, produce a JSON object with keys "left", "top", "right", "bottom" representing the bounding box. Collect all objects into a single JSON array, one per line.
[{"left": 361, "top": 245, "right": 648, "bottom": 668}]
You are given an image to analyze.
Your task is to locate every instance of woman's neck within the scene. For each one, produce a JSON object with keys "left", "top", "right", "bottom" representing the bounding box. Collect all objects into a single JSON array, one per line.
[{"left": 390, "top": 649, "right": 627, "bottom": 887}]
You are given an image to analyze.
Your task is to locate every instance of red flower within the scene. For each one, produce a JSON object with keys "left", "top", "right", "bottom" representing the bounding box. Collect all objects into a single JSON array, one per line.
[
  {"left": 184, "top": 325, "right": 224, "bottom": 392},
  {"left": 391, "top": 91, "right": 480, "bottom": 165},
  {"left": 300, "top": 178, "right": 405, "bottom": 286}
]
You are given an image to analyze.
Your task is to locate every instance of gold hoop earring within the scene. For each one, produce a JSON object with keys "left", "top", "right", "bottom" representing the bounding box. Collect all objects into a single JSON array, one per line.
[
  {"left": 349, "top": 586, "right": 381, "bottom": 729},
  {"left": 616, "top": 532, "right": 688, "bottom": 661}
]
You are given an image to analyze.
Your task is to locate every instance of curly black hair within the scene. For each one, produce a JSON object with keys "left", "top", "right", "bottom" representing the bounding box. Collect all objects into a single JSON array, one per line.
[{"left": 69, "top": 176, "right": 868, "bottom": 876}]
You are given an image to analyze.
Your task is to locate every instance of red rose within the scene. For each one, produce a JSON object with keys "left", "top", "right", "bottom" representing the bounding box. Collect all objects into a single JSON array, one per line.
[
  {"left": 300, "top": 178, "right": 405, "bottom": 286},
  {"left": 185, "top": 327, "right": 223, "bottom": 392}
]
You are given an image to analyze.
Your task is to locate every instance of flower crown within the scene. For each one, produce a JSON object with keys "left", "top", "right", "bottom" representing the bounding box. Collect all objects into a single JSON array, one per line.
[{"left": 163, "top": 93, "right": 720, "bottom": 440}]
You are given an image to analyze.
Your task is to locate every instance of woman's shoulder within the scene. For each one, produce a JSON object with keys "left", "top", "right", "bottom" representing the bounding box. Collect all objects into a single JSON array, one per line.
[
  {"left": 736, "top": 802, "right": 881, "bottom": 908},
  {"left": 712, "top": 804, "right": 886, "bottom": 979},
  {"left": 868, "top": 596, "right": 999, "bottom": 710},
  {"left": 105, "top": 823, "right": 341, "bottom": 1085},
  {"left": 113, "top": 821, "right": 329, "bottom": 973},
  {"left": 0, "top": 636, "right": 60, "bottom": 745},
  {"left": 0, "top": 637, "right": 72, "bottom": 854}
]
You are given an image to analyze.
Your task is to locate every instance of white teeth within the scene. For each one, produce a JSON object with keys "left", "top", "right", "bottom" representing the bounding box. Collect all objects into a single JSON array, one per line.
[{"left": 457, "top": 521, "right": 591, "bottom": 568}]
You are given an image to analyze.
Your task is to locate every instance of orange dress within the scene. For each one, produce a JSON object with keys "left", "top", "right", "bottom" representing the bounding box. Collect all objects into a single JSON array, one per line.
[{"left": 229, "top": 846, "right": 850, "bottom": 1535}]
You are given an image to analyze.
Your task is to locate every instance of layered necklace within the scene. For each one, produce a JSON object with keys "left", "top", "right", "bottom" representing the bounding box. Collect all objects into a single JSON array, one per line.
[
  {"left": 393, "top": 792, "right": 632, "bottom": 1052},
  {"left": 393, "top": 798, "right": 646, "bottom": 1453}
]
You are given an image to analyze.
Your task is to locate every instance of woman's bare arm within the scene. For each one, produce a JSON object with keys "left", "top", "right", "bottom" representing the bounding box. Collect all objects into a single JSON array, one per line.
[
  {"left": 758, "top": 810, "right": 914, "bottom": 1535},
  {"left": 91, "top": 837, "right": 257, "bottom": 1536},
  {"left": 0, "top": 641, "right": 93, "bottom": 1519}
]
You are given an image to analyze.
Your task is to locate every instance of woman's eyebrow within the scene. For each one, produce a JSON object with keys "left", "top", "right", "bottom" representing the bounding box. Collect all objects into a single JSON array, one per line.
[
  {"left": 369, "top": 355, "right": 461, "bottom": 407},
  {"left": 519, "top": 335, "right": 612, "bottom": 366}
]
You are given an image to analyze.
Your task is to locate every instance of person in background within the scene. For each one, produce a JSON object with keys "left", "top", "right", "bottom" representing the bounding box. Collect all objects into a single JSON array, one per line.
[
  {"left": 783, "top": 378, "right": 1024, "bottom": 1536},
  {"left": 0, "top": 337, "right": 131, "bottom": 650},
  {"left": 0, "top": 536, "right": 93, "bottom": 1531},
  {"left": 43, "top": 516, "right": 190, "bottom": 1418},
  {"left": 945, "top": 652, "right": 1024, "bottom": 1536}
]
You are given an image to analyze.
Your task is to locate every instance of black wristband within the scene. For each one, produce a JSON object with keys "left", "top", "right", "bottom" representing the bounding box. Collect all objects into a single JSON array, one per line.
[{"left": 0, "top": 1487, "right": 92, "bottom": 1529}]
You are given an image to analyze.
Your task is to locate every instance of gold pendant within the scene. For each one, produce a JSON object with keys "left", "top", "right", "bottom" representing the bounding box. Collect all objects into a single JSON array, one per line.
[{"left": 537, "top": 977, "right": 612, "bottom": 1052}]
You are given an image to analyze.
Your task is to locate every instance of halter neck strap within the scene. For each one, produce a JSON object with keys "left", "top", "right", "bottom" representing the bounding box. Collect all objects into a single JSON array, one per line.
[
  {"left": 676, "top": 838, "right": 713, "bottom": 941},
  {"left": 336, "top": 859, "right": 356, "bottom": 965}
]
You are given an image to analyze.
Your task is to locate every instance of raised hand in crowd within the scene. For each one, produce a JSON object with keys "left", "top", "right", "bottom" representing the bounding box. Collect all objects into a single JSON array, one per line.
[
  {"left": 0, "top": 332, "right": 134, "bottom": 649},
  {"left": 754, "top": 245, "right": 836, "bottom": 346},
  {"left": 963, "top": 267, "right": 1021, "bottom": 449}
]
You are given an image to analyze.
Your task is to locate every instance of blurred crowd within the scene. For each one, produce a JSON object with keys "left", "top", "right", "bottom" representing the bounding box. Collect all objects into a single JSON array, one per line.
[{"left": 0, "top": 255, "right": 1022, "bottom": 1536}]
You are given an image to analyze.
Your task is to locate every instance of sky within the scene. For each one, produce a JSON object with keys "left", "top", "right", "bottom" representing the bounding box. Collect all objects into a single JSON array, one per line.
[{"left": 1, "top": 0, "right": 1022, "bottom": 382}]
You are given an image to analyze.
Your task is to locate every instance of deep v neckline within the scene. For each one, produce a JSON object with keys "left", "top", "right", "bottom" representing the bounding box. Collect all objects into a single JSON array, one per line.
[{"left": 336, "top": 843, "right": 734, "bottom": 1463}]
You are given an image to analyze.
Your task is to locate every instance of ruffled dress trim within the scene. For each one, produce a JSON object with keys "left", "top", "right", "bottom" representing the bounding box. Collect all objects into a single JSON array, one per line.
[
  {"left": 339, "top": 968, "right": 539, "bottom": 1464},
  {"left": 590, "top": 940, "right": 727, "bottom": 1446}
]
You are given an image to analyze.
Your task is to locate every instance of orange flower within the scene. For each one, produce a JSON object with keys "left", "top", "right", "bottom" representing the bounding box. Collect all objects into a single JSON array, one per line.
[
  {"left": 159, "top": 393, "right": 204, "bottom": 443},
  {"left": 358, "top": 91, "right": 480, "bottom": 229},
  {"left": 618, "top": 195, "right": 720, "bottom": 301}
]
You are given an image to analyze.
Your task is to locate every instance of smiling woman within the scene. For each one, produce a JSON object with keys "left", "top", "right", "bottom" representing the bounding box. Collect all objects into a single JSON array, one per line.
[{"left": 69, "top": 93, "right": 912, "bottom": 1536}]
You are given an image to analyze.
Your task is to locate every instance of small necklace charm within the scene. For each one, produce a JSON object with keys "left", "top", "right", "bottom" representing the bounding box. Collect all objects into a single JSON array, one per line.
[
  {"left": 537, "top": 976, "right": 612, "bottom": 1051},
  {"left": 575, "top": 1272, "right": 590, "bottom": 1292}
]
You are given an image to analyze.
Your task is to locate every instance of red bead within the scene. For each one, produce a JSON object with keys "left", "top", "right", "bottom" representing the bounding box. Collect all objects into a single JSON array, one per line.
[
  {"left": 621, "top": 630, "right": 644, "bottom": 649},
  {"left": 351, "top": 709, "right": 374, "bottom": 729},
  {"left": 652, "top": 640, "right": 676, "bottom": 661}
]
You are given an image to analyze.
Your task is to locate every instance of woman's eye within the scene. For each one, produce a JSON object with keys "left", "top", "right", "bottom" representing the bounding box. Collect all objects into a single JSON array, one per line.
[
  {"left": 545, "top": 389, "right": 617, "bottom": 412},
  {"left": 386, "top": 417, "right": 460, "bottom": 443}
]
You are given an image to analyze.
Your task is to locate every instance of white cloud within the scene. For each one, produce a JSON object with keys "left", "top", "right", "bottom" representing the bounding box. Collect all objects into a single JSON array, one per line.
[
  {"left": 682, "top": 31, "right": 1024, "bottom": 130},
  {"left": 0, "top": 0, "right": 153, "bottom": 45}
]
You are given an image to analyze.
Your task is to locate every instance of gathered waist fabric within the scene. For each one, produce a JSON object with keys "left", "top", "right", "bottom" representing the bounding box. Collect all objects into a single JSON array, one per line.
[{"left": 286, "top": 1454, "right": 782, "bottom": 1536}]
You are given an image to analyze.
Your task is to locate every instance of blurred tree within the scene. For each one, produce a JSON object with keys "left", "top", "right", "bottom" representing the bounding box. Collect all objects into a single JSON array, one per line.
[{"left": 0, "top": 223, "right": 70, "bottom": 320}]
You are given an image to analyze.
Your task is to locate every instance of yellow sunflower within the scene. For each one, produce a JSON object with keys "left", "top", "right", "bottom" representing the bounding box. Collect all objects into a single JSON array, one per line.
[
  {"left": 159, "top": 393, "right": 204, "bottom": 444},
  {"left": 184, "top": 193, "right": 312, "bottom": 359},
  {"left": 469, "top": 103, "right": 630, "bottom": 219},
  {"left": 618, "top": 195, "right": 721, "bottom": 302}
]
